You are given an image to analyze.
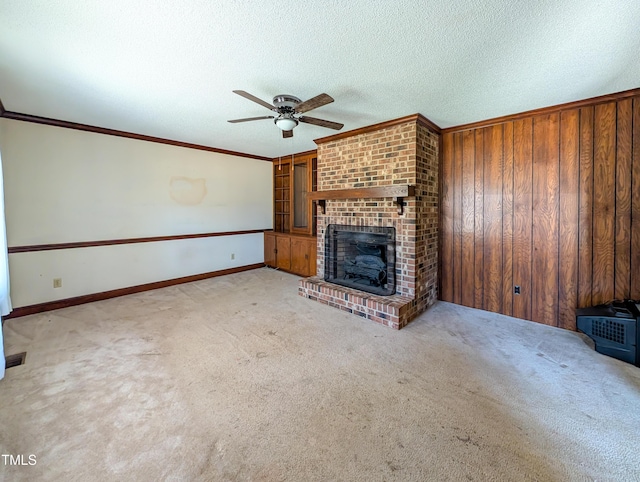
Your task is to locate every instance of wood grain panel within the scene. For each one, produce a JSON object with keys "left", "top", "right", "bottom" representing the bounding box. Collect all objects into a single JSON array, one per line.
[
  {"left": 558, "top": 109, "right": 580, "bottom": 330},
  {"left": 502, "top": 122, "right": 514, "bottom": 316},
  {"left": 592, "top": 102, "right": 617, "bottom": 305},
  {"left": 474, "top": 129, "right": 484, "bottom": 308},
  {"left": 615, "top": 99, "right": 632, "bottom": 300},
  {"left": 512, "top": 118, "right": 533, "bottom": 320},
  {"left": 461, "top": 130, "right": 476, "bottom": 307},
  {"left": 632, "top": 98, "right": 640, "bottom": 300},
  {"left": 453, "top": 132, "right": 464, "bottom": 304},
  {"left": 532, "top": 114, "right": 560, "bottom": 326},
  {"left": 440, "top": 92, "right": 640, "bottom": 330},
  {"left": 483, "top": 125, "right": 504, "bottom": 313},
  {"left": 441, "top": 132, "right": 454, "bottom": 302},
  {"left": 578, "top": 106, "right": 594, "bottom": 308}
]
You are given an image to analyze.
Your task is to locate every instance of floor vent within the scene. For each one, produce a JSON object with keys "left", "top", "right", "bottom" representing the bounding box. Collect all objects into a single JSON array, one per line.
[{"left": 5, "top": 352, "right": 27, "bottom": 369}]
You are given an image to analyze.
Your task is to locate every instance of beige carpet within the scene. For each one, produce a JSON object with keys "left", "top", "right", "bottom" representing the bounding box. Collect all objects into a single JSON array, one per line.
[{"left": 1, "top": 267, "right": 639, "bottom": 481}]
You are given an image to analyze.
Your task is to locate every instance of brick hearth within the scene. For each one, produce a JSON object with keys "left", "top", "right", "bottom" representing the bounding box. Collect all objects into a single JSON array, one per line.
[{"left": 298, "top": 115, "right": 439, "bottom": 329}]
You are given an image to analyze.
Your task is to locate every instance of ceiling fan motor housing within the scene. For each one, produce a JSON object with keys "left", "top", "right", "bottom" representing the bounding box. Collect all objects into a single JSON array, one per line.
[{"left": 272, "top": 95, "right": 301, "bottom": 112}]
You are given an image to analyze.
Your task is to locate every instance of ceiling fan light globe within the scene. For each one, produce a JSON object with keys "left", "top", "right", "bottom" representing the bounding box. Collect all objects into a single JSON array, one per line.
[{"left": 275, "top": 117, "right": 298, "bottom": 131}]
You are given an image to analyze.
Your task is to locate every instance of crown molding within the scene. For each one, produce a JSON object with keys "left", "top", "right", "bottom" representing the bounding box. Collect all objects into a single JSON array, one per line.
[
  {"left": 314, "top": 113, "right": 441, "bottom": 145},
  {"left": 0, "top": 104, "right": 272, "bottom": 161},
  {"left": 441, "top": 87, "right": 640, "bottom": 134},
  {"left": 270, "top": 148, "right": 317, "bottom": 161}
]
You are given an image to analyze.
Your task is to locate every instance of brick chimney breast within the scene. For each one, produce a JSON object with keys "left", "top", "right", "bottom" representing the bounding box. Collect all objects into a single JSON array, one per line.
[{"left": 299, "top": 116, "right": 439, "bottom": 329}]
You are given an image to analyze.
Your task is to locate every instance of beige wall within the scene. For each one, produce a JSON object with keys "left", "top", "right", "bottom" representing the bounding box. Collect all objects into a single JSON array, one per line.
[{"left": 0, "top": 118, "right": 272, "bottom": 307}]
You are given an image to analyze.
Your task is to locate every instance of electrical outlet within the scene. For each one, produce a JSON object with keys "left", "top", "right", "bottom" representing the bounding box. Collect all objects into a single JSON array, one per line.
[
  {"left": 514, "top": 285, "right": 521, "bottom": 295},
  {"left": 231, "top": 253, "right": 235, "bottom": 260},
  {"left": 53, "top": 278, "right": 62, "bottom": 288}
]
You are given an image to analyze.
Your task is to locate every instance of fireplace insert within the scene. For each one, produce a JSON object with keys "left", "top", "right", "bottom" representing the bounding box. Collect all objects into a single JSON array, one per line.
[{"left": 324, "top": 224, "right": 396, "bottom": 296}]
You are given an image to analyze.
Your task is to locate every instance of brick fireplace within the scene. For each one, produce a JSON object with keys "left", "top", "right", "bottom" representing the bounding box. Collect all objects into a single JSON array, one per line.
[{"left": 298, "top": 114, "right": 439, "bottom": 329}]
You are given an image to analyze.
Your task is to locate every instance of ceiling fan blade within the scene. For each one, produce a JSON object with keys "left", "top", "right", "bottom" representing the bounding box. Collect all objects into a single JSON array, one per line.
[
  {"left": 227, "top": 115, "right": 274, "bottom": 123},
  {"left": 232, "top": 90, "right": 275, "bottom": 110},
  {"left": 294, "top": 93, "right": 334, "bottom": 113},
  {"left": 299, "top": 115, "right": 344, "bottom": 130},
  {"left": 282, "top": 129, "right": 294, "bottom": 138}
]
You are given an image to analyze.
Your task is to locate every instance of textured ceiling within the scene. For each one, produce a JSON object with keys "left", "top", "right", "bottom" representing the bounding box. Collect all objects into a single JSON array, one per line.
[{"left": 1, "top": 0, "right": 639, "bottom": 158}]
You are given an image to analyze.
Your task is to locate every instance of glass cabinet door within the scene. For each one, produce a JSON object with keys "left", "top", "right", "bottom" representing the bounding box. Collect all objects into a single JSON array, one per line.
[
  {"left": 292, "top": 159, "right": 309, "bottom": 230},
  {"left": 273, "top": 152, "right": 316, "bottom": 236}
]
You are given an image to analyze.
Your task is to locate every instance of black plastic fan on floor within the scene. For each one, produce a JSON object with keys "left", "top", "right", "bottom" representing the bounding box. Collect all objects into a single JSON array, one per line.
[{"left": 228, "top": 90, "right": 344, "bottom": 138}]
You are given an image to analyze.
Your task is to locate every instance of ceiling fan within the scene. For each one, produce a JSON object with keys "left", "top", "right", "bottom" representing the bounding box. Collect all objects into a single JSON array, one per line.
[{"left": 228, "top": 90, "right": 344, "bottom": 138}]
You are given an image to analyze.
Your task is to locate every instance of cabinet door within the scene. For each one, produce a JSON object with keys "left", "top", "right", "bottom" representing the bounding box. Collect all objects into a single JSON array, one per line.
[
  {"left": 290, "top": 238, "right": 308, "bottom": 276},
  {"left": 291, "top": 153, "right": 315, "bottom": 236},
  {"left": 307, "top": 238, "right": 317, "bottom": 277},
  {"left": 291, "top": 237, "right": 316, "bottom": 277},
  {"left": 292, "top": 159, "right": 309, "bottom": 232},
  {"left": 264, "top": 233, "right": 276, "bottom": 267},
  {"left": 276, "top": 235, "right": 291, "bottom": 271}
]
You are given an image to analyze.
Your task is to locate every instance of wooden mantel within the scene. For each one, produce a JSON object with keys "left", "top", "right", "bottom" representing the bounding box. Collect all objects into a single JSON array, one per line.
[{"left": 308, "top": 184, "right": 415, "bottom": 215}]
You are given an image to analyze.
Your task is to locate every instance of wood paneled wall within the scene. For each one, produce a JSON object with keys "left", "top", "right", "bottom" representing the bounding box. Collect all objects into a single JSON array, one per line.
[{"left": 441, "top": 94, "right": 640, "bottom": 330}]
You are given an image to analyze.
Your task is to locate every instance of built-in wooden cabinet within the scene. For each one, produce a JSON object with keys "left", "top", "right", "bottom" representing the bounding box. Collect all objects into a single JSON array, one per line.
[
  {"left": 266, "top": 150, "right": 317, "bottom": 276},
  {"left": 264, "top": 232, "right": 316, "bottom": 277},
  {"left": 273, "top": 150, "right": 317, "bottom": 236}
]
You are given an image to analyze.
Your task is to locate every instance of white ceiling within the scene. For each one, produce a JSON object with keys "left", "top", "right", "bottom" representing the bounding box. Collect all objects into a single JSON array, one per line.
[{"left": 1, "top": 0, "right": 639, "bottom": 158}]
